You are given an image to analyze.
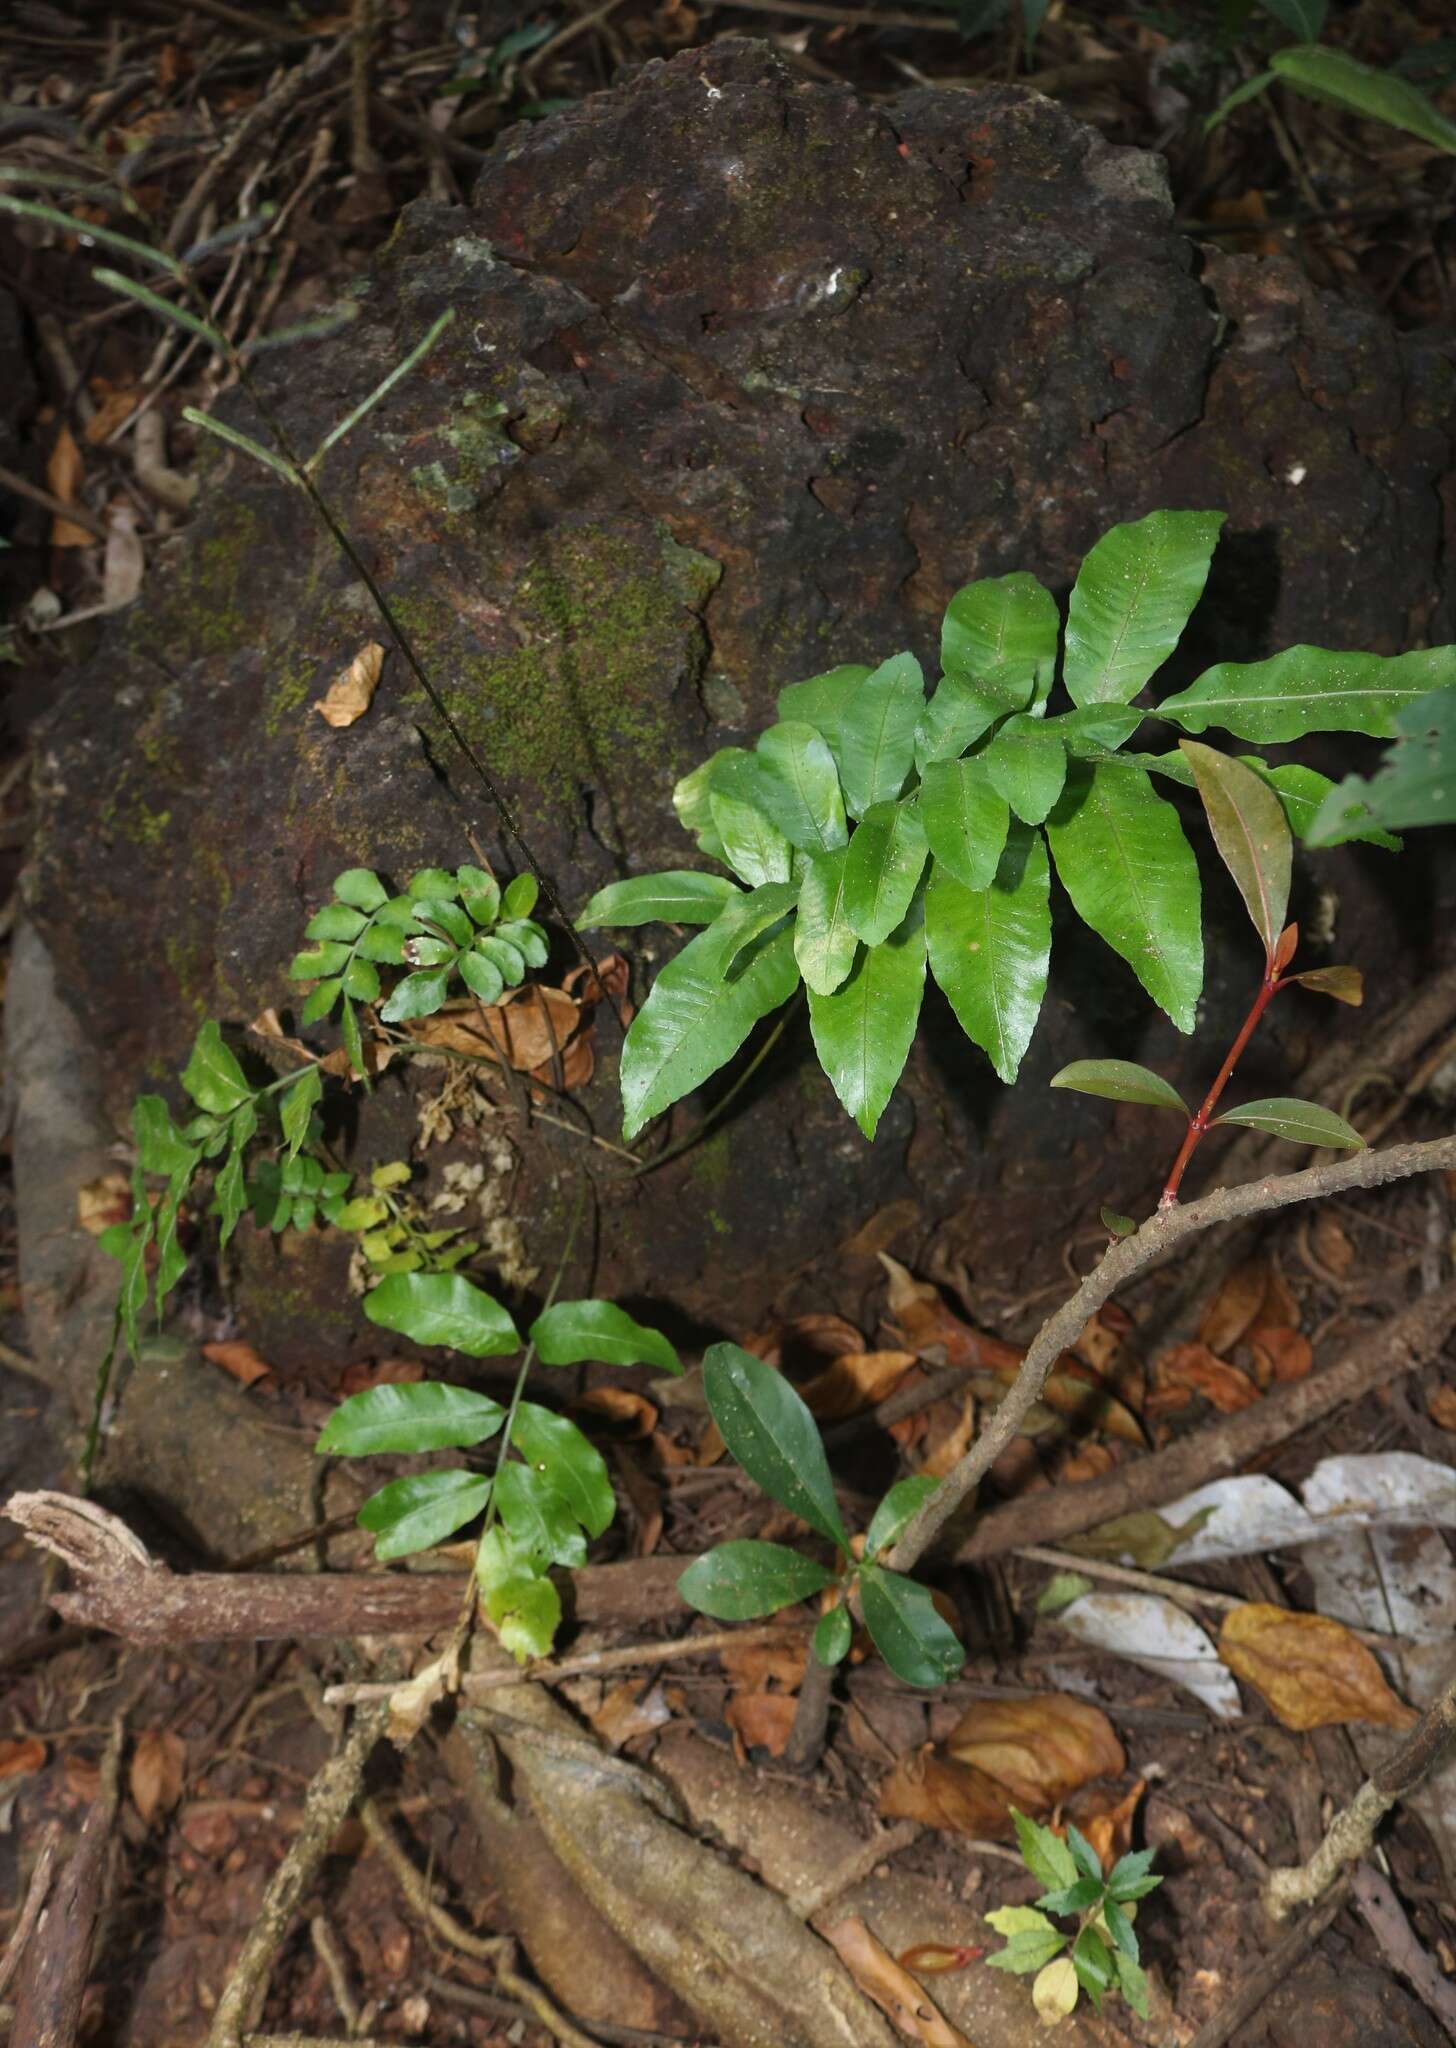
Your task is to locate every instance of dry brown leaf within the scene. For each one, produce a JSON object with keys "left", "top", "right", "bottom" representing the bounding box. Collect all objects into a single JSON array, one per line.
[
  {"left": 1310, "top": 1213, "right": 1356, "bottom": 1278},
  {"left": 201, "top": 1340, "right": 272, "bottom": 1388},
  {"left": 841, "top": 1198, "right": 920, "bottom": 1262},
  {"left": 725, "top": 1690, "right": 798, "bottom": 1760},
  {"left": 801, "top": 1350, "right": 917, "bottom": 1422},
  {"left": 1059, "top": 1442, "right": 1118, "bottom": 1485},
  {"left": 1218, "top": 1604, "right": 1419, "bottom": 1731},
  {"left": 720, "top": 1637, "right": 808, "bottom": 1693},
  {"left": 77, "top": 1170, "right": 131, "bottom": 1235},
  {"left": 748, "top": 1313, "right": 865, "bottom": 1371},
  {"left": 585, "top": 1679, "right": 673, "bottom": 1750},
  {"left": 1258, "top": 1261, "right": 1301, "bottom": 1331},
  {"left": 83, "top": 384, "right": 142, "bottom": 444},
  {"left": 130, "top": 1729, "right": 185, "bottom": 1824},
  {"left": 315, "top": 641, "right": 385, "bottom": 728},
  {"left": 1427, "top": 1384, "right": 1456, "bottom": 1432},
  {"left": 407, "top": 987, "right": 585, "bottom": 1079},
  {"left": 0, "top": 1737, "right": 46, "bottom": 1779},
  {"left": 562, "top": 949, "right": 633, "bottom": 1026},
  {"left": 881, "top": 1259, "right": 1142, "bottom": 1444},
  {"left": 337, "top": 1356, "right": 423, "bottom": 1396},
  {"left": 1198, "top": 1258, "right": 1272, "bottom": 1355},
  {"left": 47, "top": 422, "right": 94, "bottom": 547},
  {"left": 573, "top": 1387, "right": 657, "bottom": 1437},
  {"left": 878, "top": 1746, "right": 1020, "bottom": 1838},
  {"left": 1072, "top": 1303, "right": 1134, "bottom": 1376},
  {"left": 1153, "top": 1343, "right": 1260, "bottom": 1415},
  {"left": 179, "top": 1805, "right": 238, "bottom": 1858},
  {"left": 1248, "top": 1327, "right": 1313, "bottom": 1385},
  {"left": 1061, "top": 1777, "right": 1144, "bottom": 1873},
  {"left": 946, "top": 1695, "right": 1125, "bottom": 1811},
  {"left": 917, "top": 1393, "right": 977, "bottom": 1478},
  {"left": 820, "top": 1918, "right": 973, "bottom": 2048}
]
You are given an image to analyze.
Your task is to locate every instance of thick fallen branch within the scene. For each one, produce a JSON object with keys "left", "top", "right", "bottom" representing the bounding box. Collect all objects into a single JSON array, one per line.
[
  {"left": 10, "top": 1723, "right": 122, "bottom": 2045},
  {"left": 4, "top": 1493, "right": 687, "bottom": 1641},
  {"left": 888, "top": 1135, "right": 1456, "bottom": 1573},
  {"left": 1263, "top": 1668, "right": 1456, "bottom": 1921}
]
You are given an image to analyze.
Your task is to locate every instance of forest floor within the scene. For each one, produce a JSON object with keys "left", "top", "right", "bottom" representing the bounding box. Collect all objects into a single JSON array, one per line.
[{"left": 1, "top": 3, "right": 1455, "bottom": 2045}]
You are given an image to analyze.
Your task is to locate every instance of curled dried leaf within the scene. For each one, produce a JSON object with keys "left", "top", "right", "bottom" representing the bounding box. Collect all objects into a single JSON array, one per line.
[
  {"left": 201, "top": 1339, "right": 272, "bottom": 1387},
  {"left": 315, "top": 641, "right": 385, "bottom": 728}
]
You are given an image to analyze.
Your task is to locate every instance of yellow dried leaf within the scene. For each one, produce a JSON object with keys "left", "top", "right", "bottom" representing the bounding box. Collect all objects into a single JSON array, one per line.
[
  {"left": 315, "top": 641, "right": 385, "bottom": 727},
  {"left": 47, "top": 422, "right": 94, "bottom": 547},
  {"left": 1218, "top": 1604, "right": 1419, "bottom": 1731},
  {"left": 946, "top": 1695, "right": 1125, "bottom": 1811}
]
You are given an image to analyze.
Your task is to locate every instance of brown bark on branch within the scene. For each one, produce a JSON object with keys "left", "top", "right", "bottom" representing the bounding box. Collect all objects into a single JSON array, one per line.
[
  {"left": 3, "top": 1492, "right": 689, "bottom": 1642},
  {"left": 887, "top": 1135, "right": 1456, "bottom": 1574}
]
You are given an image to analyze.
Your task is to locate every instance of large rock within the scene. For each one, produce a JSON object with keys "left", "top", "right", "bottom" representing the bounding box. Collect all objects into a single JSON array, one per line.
[{"left": 26, "top": 41, "right": 1456, "bottom": 1366}]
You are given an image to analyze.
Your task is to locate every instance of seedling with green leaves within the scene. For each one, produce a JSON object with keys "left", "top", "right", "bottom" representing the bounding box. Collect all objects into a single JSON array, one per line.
[
  {"left": 98, "top": 1020, "right": 328, "bottom": 1362},
  {"left": 583, "top": 509, "right": 1451, "bottom": 1144},
  {"left": 985, "top": 1811, "right": 1162, "bottom": 2025},
  {"left": 676, "top": 1344, "right": 964, "bottom": 1688},
  {"left": 289, "top": 865, "right": 546, "bottom": 1075},
  {"left": 246, "top": 1157, "right": 480, "bottom": 1276},
  {"left": 316, "top": 1271, "right": 680, "bottom": 1660}
]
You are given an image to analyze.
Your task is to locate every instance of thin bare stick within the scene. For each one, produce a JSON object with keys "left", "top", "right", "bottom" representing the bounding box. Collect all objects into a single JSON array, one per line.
[
  {"left": 206, "top": 1704, "right": 387, "bottom": 2048},
  {"left": 1017, "top": 1545, "right": 1403, "bottom": 1648},
  {"left": 888, "top": 1133, "right": 1456, "bottom": 1574},
  {"left": 1263, "top": 1668, "right": 1456, "bottom": 1920},
  {"left": 0, "top": 459, "right": 109, "bottom": 540},
  {"left": 0, "top": 1823, "right": 60, "bottom": 2000},
  {"left": 324, "top": 1621, "right": 809, "bottom": 1705}
]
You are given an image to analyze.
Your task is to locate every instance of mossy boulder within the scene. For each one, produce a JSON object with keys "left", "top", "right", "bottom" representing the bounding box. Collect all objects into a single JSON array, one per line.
[{"left": 27, "top": 41, "right": 1456, "bottom": 1362}]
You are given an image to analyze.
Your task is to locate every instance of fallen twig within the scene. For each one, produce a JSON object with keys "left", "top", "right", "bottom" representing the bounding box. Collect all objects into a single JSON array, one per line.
[
  {"left": 0, "top": 1823, "right": 61, "bottom": 2003},
  {"left": 10, "top": 1722, "right": 122, "bottom": 2045},
  {"left": 1263, "top": 1669, "right": 1456, "bottom": 1920},
  {"left": 323, "top": 1620, "right": 808, "bottom": 1705},
  {"left": 888, "top": 1134, "right": 1456, "bottom": 1573},
  {"left": 206, "top": 1704, "right": 387, "bottom": 2048}
]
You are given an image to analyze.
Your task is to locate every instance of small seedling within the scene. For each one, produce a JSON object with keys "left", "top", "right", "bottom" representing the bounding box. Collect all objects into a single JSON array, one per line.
[
  {"left": 289, "top": 865, "right": 545, "bottom": 1076},
  {"left": 677, "top": 1344, "right": 963, "bottom": 1687},
  {"left": 985, "top": 1810, "right": 1162, "bottom": 2023},
  {"left": 317, "top": 1273, "right": 680, "bottom": 1660}
]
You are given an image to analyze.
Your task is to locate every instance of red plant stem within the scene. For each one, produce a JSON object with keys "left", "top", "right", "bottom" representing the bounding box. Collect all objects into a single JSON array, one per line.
[{"left": 1159, "top": 969, "right": 1284, "bottom": 1210}]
